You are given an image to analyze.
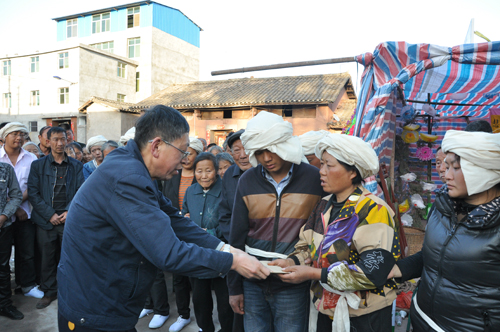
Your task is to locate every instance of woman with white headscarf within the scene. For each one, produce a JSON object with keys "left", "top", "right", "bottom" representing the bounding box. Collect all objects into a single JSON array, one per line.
[
  {"left": 390, "top": 130, "right": 500, "bottom": 332},
  {"left": 83, "top": 135, "right": 107, "bottom": 180},
  {"left": 270, "top": 133, "right": 400, "bottom": 332}
]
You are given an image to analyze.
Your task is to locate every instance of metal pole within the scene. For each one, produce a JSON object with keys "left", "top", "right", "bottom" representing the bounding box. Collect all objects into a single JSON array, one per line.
[{"left": 211, "top": 56, "right": 356, "bottom": 76}]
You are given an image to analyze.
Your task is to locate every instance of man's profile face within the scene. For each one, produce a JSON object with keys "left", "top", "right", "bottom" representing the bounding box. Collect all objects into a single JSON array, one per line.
[
  {"left": 155, "top": 133, "right": 190, "bottom": 181},
  {"left": 38, "top": 129, "right": 50, "bottom": 148},
  {"left": 231, "top": 140, "right": 251, "bottom": 171}
]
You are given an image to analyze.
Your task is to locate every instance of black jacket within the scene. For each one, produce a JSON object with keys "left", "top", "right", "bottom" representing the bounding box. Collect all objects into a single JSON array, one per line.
[
  {"left": 399, "top": 190, "right": 500, "bottom": 332},
  {"left": 218, "top": 164, "right": 245, "bottom": 241},
  {"left": 161, "top": 170, "right": 197, "bottom": 211},
  {"left": 28, "top": 153, "right": 84, "bottom": 230}
]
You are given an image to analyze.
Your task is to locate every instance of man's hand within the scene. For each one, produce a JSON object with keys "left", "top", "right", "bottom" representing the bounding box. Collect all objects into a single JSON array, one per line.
[
  {"left": 59, "top": 211, "right": 68, "bottom": 223},
  {"left": 15, "top": 208, "right": 28, "bottom": 221},
  {"left": 184, "top": 213, "right": 190, "bottom": 218},
  {"left": 230, "top": 251, "right": 270, "bottom": 280},
  {"left": 0, "top": 215, "right": 8, "bottom": 229},
  {"left": 229, "top": 294, "right": 245, "bottom": 315},
  {"left": 268, "top": 258, "right": 295, "bottom": 268},
  {"left": 278, "top": 265, "right": 321, "bottom": 284},
  {"left": 49, "top": 213, "right": 61, "bottom": 225}
]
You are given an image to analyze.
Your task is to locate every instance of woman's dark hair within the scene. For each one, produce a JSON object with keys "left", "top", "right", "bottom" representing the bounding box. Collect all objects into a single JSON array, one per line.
[
  {"left": 134, "top": 105, "right": 190, "bottom": 149},
  {"left": 70, "top": 142, "right": 82, "bottom": 152},
  {"left": 193, "top": 152, "right": 218, "bottom": 171},
  {"left": 47, "top": 126, "right": 66, "bottom": 139},
  {"left": 337, "top": 159, "right": 364, "bottom": 185}
]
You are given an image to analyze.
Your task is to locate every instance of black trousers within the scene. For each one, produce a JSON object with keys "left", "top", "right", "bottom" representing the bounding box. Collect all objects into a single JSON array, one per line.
[
  {"left": 173, "top": 274, "right": 191, "bottom": 318},
  {"left": 316, "top": 304, "right": 392, "bottom": 332},
  {"left": 58, "top": 310, "right": 137, "bottom": 332},
  {"left": 190, "top": 276, "right": 233, "bottom": 332},
  {"left": 233, "top": 312, "right": 244, "bottom": 332},
  {"left": 13, "top": 218, "right": 37, "bottom": 290},
  {"left": 144, "top": 269, "right": 170, "bottom": 316},
  {"left": 0, "top": 225, "right": 13, "bottom": 308},
  {"left": 37, "top": 224, "right": 64, "bottom": 297}
]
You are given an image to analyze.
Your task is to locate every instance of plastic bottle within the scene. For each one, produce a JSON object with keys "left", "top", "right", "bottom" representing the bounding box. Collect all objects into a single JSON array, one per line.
[{"left": 395, "top": 311, "right": 402, "bottom": 326}]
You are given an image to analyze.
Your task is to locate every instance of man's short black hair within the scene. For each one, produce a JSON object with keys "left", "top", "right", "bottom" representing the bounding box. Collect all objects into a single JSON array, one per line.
[
  {"left": 47, "top": 126, "right": 67, "bottom": 140},
  {"left": 227, "top": 129, "right": 245, "bottom": 149},
  {"left": 59, "top": 123, "right": 73, "bottom": 132},
  {"left": 134, "top": 105, "right": 190, "bottom": 150},
  {"left": 464, "top": 120, "right": 493, "bottom": 133},
  {"left": 193, "top": 152, "right": 218, "bottom": 171},
  {"left": 39, "top": 126, "right": 51, "bottom": 136}
]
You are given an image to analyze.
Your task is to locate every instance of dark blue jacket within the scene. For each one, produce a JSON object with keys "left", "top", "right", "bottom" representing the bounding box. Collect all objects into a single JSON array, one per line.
[
  {"left": 57, "top": 140, "right": 233, "bottom": 331},
  {"left": 218, "top": 164, "right": 245, "bottom": 241},
  {"left": 182, "top": 177, "right": 223, "bottom": 240},
  {"left": 27, "top": 153, "right": 84, "bottom": 230}
]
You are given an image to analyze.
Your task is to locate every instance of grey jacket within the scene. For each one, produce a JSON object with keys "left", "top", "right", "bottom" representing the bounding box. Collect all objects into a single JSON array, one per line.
[{"left": 0, "top": 162, "right": 23, "bottom": 228}]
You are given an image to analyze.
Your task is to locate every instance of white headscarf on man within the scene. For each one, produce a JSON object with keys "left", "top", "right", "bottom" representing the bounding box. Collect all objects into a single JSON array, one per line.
[
  {"left": 189, "top": 137, "right": 204, "bottom": 154},
  {"left": 241, "top": 111, "right": 307, "bottom": 167},
  {"left": 442, "top": 130, "right": 500, "bottom": 196},
  {"left": 315, "top": 133, "right": 379, "bottom": 179},
  {"left": 87, "top": 135, "right": 107, "bottom": 151},
  {"left": 0, "top": 122, "right": 28, "bottom": 140},
  {"left": 299, "top": 130, "right": 330, "bottom": 155}
]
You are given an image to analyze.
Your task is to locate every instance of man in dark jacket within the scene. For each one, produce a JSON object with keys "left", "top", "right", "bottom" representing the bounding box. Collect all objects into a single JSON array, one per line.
[
  {"left": 28, "top": 126, "right": 84, "bottom": 310},
  {"left": 57, "top": 105, "right": 269, "bottom": 332}
]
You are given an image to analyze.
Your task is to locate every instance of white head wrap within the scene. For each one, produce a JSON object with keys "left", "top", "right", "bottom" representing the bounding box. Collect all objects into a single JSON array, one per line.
[
  {"left": 299, "top": 130, "right": 330, "bottom": 155},
  {"left": 119, "top": 127, "right": 135, "bottom": 146},
  {"left": 189, "top": 137, "right": 204, "bottom": 154},
  {"left": 241, "top": 111, "right": 307, "bottom": 167},
  {"left": 0, "top": 122, "right": 28, "bottom": 140},
  {"left": 442, "top": 130, "right": 500, "bottom": 196},
  {"left": 315, "top": 133, "right": 379, "bottom": 179},
  {"left": 87, "top": 135, "right": 107, "bottom": 151}
]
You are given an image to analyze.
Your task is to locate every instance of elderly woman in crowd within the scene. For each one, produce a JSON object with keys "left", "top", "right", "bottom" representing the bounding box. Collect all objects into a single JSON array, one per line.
[
  {"left": 389, "top": 130, "right": 500, "bottom": 332},
  {"left": 208, "top": 145, "right": 223, "bottom": 156},
  {"left": 22, "top": 142, "right": 43, "bottom": 159},
  {"left": 270, "top": 133, "right": 400, "bottom": 332},
  {"left": 182, "top": 152, "right": 233, "bottom": 332},
  {"left": 299, "top": 130, "right": 329, "bottom": 169},
  {"left": 83, "top": 135, "right": 107, "bottom": 180},
  {"left": 82, "top": 147, "right": 92, "bottom": 163},
  {"left": 215, "top": 152, "right": 234, "bottom": 179},
  {"left": 69, "top": 142, "right": 83, "bottom": 162},
  {"left": 435, "top": 147, "right": 446, "bottom": 184}
]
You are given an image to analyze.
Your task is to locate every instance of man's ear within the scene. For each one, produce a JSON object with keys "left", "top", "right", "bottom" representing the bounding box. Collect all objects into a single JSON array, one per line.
[{"left": 150, "top": 137, "right": 162, "bottom": 159}]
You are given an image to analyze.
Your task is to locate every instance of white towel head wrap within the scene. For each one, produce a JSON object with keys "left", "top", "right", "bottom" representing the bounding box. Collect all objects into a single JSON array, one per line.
[
  {"left": 119, "top": 127, "right": 135, "bottom": 146},
  {"left": 189, "top": 137, "right": 204, "bottom": 154},
  {"left": 442, "top": 130, "right": 500, "bottom": 196},
  {"left": 87, "top": 135, "right": 107, "bottom": 151},
  {"left": 241, "top": 111, "right": 307, "bottom": 167},
  {"left": 315, "top": 133, "right": 379, "bottom": 179},
  {"left": 299, "top": 130, "right": 330, "bottom": 155},
  {"left": 0, "top": 122, "right": 29, "bottom": 140}
]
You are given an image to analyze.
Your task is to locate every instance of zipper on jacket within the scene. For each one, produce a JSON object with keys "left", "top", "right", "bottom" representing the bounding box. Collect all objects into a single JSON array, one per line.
[
  {"left": 428, "top": 220, "right": 460, "bottom": 316},
  {"left": 483, "top": 311, "right": 491, "bottom": 332},
  {"left": 271, "top": 193, "right": 281, "bottom": 252}
]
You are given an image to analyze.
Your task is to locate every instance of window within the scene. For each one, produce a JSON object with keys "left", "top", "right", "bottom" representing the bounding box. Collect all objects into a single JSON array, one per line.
[
  {"left": 136, "top": 72, "right": 140, "bottom": 92},
  {"left": 30, "top": 56, "right": 39, "bottom": 73},
  {"left": 223, "top": 110, "right": 232, "bottom": 119},
  {"left": 117, "top": 62, "right": 126, "bottom": 78},
  {"left": 59, "top": 52, "right": 69, "bottom": 69},
  {"left": 2, "top": 93, "right": 11, "bottom": 108},
  {"left": 29, "top": 121, "right": 38, "bottom": 132},
  {"left": 2, "top": 60, "right": 10, "bottom": 76},
  {"left": 67, "top": 19, "right": 78, "bottom": 38},
  {"left": 283, "top": 106, "right": 293, "bottom": 117},
  {"left": 127, "top": 7, "right": 140, "bottom": 28},
  {"left": 92, "top": 13, "right": 110, "bottom": 34},
  {"left": 128, "top": 37, "right": 140, "bottom": 58},
  {"left": 90, "top": 41, "right": 114, "bottom": 53},
  {"left": 117, "top": 94, "right": 126, "bottom": 102},
  {"left": 59, "top": 88, "right": 69, "bottom": 104},
  {"left": 30, "top": 90, "right": 40, "bottom": 106}
]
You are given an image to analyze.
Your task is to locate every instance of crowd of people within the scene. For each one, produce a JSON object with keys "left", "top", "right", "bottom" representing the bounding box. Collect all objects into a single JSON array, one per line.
[{"left": 0, "top": 108, "right": 498, "bottom": 332}]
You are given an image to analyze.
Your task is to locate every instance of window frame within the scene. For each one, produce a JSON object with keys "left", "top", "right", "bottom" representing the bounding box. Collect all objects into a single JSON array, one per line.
[
  {"left": 92, "top": 12, "right": 111, "bottom": 34},
  {"left": 127, "top": 6, "right": 141, "bottom": 28},
  {"left": 59, "top": 52, "right": 69, "bottom": 69},
  {"left": 136, "top": 72, "right": 140, "bottom": 92},
  {"left": 2, "top": 60, "right": 11, "bottom": 76},
  {"left": 128, "top": 37, "right": 140, "bottom": 58},
  {"left": 30, "top": 90, "right": 40, "bottom": 106},
  {"left": 3, "top": 93, "right": 11, "bottom": 108},
  {"left": 67, "top": 19, "right": 78, "bottom": 38},
  {"left": 91, "top": 41, "right": 114, "bottom": 53},
  {"left": 117, "top": 93, "right": 126, "bottom": 102},
  {"left": 29, "top": 121, "right": 38, "bottom": 133},
  {"left": 117, "top": 62, "right": 126, "bottom": 78},
  {"left": 59, "top": 87, "right": 69, "bottom": 104},
  {"left": 30, "top": 56, "right": 39, "bottom": 73}
]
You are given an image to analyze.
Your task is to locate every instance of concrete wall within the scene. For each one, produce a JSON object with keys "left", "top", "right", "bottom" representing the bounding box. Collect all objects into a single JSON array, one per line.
[
  {"left": 85, "top": 103, "right": 140, "bottom": 141},
  {"left": 78, "top": 48, "right": 137, "bottom": 104},
  {"left": 150, "top": 27, "right": 199, "bottom": 97}
]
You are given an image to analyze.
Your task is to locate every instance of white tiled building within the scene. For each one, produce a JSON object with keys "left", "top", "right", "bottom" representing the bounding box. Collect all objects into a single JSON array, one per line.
[{"left": 0, "top": 1, "right": 201, "bottom": 143}]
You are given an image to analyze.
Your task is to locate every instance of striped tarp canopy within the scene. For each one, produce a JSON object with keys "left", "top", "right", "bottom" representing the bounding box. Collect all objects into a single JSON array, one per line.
[{"left": 348, "top": 41, "right": 500, "bottom": 169}]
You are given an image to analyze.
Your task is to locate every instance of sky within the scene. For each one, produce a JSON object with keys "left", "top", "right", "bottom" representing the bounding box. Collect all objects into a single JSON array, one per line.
[{"left": 1, "top": 0, "right": 500, "bottom": 93}]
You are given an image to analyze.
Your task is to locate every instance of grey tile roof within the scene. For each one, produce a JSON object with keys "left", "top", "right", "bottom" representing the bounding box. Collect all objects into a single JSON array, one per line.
[
  {"left": 79, "top": 96, "right": 139, "bottom": 113},
  {"left": 131, "top": 72, "right": 354, "bottom": 110}
]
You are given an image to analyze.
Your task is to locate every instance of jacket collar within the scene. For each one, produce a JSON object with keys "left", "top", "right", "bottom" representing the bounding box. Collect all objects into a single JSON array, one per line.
[
  {"left": 48, "top": 152, "right": 69, "bottom": 164},
  {"left": 191, "top": 177, "right": 222, "bottom": 197},
  {"left": 231, "top": 163, "right": 244, "bottom": 178}
]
